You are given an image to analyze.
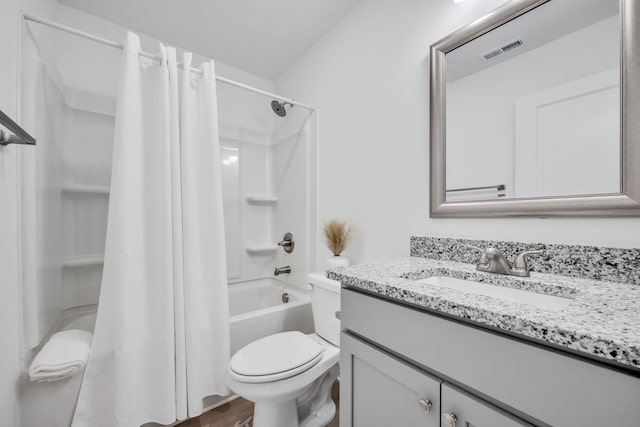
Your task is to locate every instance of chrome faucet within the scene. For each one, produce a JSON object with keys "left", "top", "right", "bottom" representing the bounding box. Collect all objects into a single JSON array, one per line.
[
  {"left": 468, "top": 246, "right": 542, "bottom": 277},
  {"left": 274, "top": 265, "right": 292, "bottom": 276},
  {"left": 481, "top": 248, "right": 513, "bottom": 275}
]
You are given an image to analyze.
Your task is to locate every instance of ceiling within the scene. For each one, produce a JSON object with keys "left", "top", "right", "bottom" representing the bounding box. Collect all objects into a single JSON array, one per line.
[{"left": 58, "top": 0, "right": 360, "bottom": 79}]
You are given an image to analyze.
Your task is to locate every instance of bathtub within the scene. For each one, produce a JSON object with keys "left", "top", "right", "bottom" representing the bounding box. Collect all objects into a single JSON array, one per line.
[
  {"left": 21, "top": 278, "right": 314, "bottom": 426},
  {"left": 58, "top": 305, "right": 98, "bottom": 333},
  {"left": 29, "top": 277, "right": 312, "bottom": 359},
  {"left": 229, "top": 278, "right": 314, "bottom": 355}
]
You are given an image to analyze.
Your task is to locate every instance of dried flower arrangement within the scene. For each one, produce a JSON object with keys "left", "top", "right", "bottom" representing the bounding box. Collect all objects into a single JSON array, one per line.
[{"left": 323, "top": 219, "right": 351, "bottom": 256}]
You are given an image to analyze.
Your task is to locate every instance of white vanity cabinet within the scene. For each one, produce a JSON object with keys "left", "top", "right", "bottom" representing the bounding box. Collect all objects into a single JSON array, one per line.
[{"left": 340, "top": 288, "right": 640, "bottom": 427}]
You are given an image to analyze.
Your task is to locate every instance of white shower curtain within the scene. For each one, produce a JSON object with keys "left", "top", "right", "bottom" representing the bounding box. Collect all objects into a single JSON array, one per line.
[{"left": 72, "top": 33, "right": 230, "bottom": 427}]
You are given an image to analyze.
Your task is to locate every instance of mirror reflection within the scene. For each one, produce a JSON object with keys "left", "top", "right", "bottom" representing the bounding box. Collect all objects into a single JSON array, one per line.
[{"left": 445, "top": 0, "right": 620, "bottom": 202}]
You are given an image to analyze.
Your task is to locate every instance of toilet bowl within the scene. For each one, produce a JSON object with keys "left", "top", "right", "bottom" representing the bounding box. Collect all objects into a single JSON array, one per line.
[{"left": 227, "top": 273, "right": 341, "bottom": 427}]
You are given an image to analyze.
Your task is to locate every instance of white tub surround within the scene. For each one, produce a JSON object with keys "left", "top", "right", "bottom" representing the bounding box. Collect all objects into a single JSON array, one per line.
[{"left": 329, "top": 255, "right": 640, "bottom": 372}]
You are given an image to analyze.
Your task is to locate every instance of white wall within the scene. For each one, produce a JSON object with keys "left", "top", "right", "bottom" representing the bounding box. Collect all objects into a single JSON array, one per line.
[{"left": 276, "top": 0, "right": 640, "bottom": 268}]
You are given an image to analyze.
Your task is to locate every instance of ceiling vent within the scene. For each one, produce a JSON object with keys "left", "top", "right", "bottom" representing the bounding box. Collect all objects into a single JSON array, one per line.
[{"left": 480, "top": 38, "right": 524, "bottom": 62}]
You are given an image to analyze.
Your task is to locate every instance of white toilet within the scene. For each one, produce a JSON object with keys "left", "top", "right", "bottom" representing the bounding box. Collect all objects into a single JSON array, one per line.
[{"left": 227, "top": 273, "right": 341, "bottom": 427}]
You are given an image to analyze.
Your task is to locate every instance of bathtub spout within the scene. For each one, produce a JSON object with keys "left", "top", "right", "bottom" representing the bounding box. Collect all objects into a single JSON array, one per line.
[{"left": 274, "top": 266, "right": 291, "bottom": 276}]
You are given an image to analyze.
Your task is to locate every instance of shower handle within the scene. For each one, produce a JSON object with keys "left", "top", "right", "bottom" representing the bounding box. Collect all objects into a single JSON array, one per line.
[{"left": 278, "top": 232, "right": 295, "bottom": 253}]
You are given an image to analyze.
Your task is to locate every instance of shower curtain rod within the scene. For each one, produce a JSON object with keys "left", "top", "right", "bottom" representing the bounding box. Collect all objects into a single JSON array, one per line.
[{"left": 22, "top": 13, "right": 315, "bottom": 112}]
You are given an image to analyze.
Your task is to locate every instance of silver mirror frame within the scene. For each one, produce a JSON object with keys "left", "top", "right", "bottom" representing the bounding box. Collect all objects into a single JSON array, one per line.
[{"left": 430, "top": 0, "right": 640, "bottom": 217}]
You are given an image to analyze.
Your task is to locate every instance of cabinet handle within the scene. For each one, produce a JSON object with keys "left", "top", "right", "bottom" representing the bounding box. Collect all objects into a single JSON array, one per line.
[
  {"left": 441, "top": 412, "right": 457, "bottom": 427},
  {"left": 417, "top": 398, "right": 432, "bottom": 413}
]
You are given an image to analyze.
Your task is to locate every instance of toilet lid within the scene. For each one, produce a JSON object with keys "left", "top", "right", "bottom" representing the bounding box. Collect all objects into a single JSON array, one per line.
[{"left": 230, "top": 331, "right": 323, "bottom": 380}]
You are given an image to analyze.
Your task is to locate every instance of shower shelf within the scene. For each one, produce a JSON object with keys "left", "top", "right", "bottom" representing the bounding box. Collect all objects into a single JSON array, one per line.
[
  {"left": 62, "top": 184, "right": 110, "bottom": 195},
  {"left": 245, "top": 195, "right": 278, "bottom": 206},
  {"left": 63, "top": 254, "right": 104, "bottom": 268},
  {"left": 245, "top": 245, "right": 278, "bottom": 255}
]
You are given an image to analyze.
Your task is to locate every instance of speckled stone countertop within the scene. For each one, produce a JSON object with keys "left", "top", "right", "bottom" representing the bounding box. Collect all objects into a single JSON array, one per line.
[{"left": 329, "top": 257, "right": 640, "bottom": 370}]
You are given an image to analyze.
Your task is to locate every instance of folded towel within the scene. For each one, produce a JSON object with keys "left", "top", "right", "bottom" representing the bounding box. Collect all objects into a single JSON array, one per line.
[{"left": 29, "top": 329, "right": 93, "bottom": 382}]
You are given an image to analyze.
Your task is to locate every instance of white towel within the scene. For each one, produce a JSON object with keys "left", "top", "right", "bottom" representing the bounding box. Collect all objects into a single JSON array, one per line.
[{"left": 29, "top": 329, "right": 93, "bottom": 382}]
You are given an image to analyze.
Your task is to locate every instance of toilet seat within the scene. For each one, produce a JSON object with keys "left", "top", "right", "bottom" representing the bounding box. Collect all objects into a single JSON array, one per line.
[{"left": 229, "top": 331, "right": 323, "bottom": 383}]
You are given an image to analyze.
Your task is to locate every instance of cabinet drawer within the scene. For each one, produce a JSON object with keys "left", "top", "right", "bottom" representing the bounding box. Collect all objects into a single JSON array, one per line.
[{"left": 342, "top": 288, "right": 640, "bottom": 426}]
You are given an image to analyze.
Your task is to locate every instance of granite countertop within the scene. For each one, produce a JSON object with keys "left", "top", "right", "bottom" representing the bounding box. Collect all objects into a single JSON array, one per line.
[{"left": 329, "top": 257, "right": 640, "bottom": 370}]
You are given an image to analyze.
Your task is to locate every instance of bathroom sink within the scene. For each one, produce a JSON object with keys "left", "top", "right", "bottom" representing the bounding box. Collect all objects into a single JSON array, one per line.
[{"left": 417, "top": 276, "right": 573, "bottom": 311}]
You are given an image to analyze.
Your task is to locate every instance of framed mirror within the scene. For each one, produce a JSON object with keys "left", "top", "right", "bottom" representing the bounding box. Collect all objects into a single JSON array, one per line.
[{"left": 430, "top": 0, "right": 640, "bottom": 217}]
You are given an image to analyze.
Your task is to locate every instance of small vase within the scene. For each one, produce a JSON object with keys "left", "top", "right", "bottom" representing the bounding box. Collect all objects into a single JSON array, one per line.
[{"left": 325, "top": 255, "right": 350, "bottom": 271}]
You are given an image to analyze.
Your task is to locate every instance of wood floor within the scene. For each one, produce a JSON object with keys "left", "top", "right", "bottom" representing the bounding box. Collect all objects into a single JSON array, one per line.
[{"left": 176, "top": 380, "right": 340, "bottom": 427}]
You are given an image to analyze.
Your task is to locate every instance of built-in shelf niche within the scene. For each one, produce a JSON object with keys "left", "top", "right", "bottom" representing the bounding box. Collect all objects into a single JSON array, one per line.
[
  {"left": 245, "top": 195, "right": 278, "bottom": 206},
  {"left": 62, "top": 184, "right": 109, "bottom": 270},
  {"left": 245, "top": 244, "right": 278, "bottom": 255},
  {"left": 63, "top": 254, "right": 105, "bottom": 268},
  {"left": 62, "top": 184, "right": 110, "bottom": 196}
]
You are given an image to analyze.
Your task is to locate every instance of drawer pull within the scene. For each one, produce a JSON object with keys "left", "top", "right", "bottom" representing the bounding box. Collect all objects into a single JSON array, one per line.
[
  {"left": 442, "top": 412, "right": 457, "bottom": 427},
  {"left": 417, "top": 398, "right": 432, "bottom": 413}
]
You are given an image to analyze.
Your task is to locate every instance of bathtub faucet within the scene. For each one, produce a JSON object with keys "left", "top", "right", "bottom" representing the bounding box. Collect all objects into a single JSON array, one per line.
[{"left": 274, "top": 266, "right": 291, "bottom": 276}]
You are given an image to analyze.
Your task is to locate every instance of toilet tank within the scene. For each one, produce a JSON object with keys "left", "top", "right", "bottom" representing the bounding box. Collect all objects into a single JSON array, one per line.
[{"left": 308, "top": 273, "right": 341, "bottom": 346}]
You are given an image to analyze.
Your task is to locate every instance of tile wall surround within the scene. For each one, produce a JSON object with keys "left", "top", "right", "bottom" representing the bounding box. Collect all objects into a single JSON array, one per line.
[{"left": 410, "top": 236, "right": 640, "bottom": 286}]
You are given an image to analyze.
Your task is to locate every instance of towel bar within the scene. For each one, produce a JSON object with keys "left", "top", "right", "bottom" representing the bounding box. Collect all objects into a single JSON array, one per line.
[{"left": 0, "top": 109, "right": 36, "bottom": 146}]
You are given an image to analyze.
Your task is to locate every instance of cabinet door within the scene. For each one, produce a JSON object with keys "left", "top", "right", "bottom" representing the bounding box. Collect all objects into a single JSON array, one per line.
[
  {"left": 341, "top": 332, "right": 442, "bottom": 427},
  {"left": 441, "top": 383, "right": 535, "bottom": 427}
]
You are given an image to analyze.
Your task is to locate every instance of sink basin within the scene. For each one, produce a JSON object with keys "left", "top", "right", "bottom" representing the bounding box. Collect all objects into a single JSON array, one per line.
[{"left": 417, "top": 276, "right": 573, "bottom": 311}]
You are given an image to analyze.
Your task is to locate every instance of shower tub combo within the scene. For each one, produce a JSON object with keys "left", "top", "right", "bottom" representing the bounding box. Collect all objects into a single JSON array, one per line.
[{"left": 21, "top": 278, "right": 313, "bottom": 427}]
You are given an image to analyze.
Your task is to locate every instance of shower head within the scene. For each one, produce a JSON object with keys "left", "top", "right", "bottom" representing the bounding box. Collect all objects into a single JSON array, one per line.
[{"left": 271, "top": 100, "right": 293, "bottom": 117}]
